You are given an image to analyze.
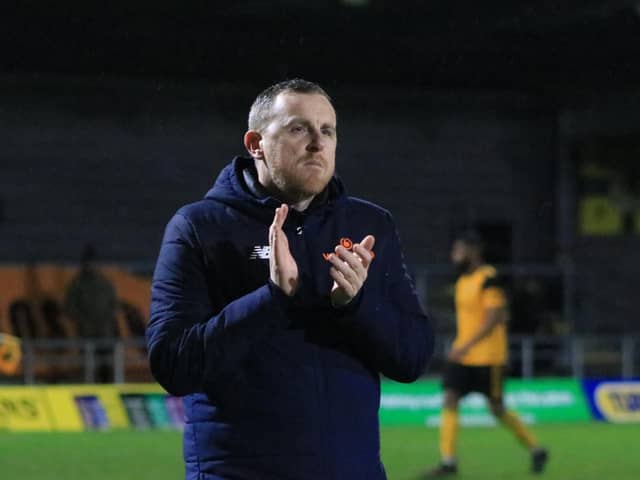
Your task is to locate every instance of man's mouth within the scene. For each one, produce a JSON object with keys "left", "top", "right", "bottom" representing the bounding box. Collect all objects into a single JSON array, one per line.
[{"left": 301, "top": 159, "right": 324, "bottom": 169}]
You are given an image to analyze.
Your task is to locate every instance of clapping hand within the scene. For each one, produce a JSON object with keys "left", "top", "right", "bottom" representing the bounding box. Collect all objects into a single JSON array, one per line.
[{"left": 326, "top": 235, "right": 375, "bottom": 307}]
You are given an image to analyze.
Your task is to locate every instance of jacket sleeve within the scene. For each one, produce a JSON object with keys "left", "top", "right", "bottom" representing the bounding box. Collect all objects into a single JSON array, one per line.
[
  {"left": 146, "top": 213, "right": 291, "bottom": 396},
  {"left": 339, "top": 213, "right": 434, "bottom": 383}
]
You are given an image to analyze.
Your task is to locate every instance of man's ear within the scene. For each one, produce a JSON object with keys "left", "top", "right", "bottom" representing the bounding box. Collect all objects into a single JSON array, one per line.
[{"left": 244, "top": 130, "right": 263, "bottom": 159}]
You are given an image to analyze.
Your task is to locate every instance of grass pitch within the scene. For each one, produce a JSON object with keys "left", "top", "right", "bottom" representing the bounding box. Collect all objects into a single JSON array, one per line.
[{"left": 0, "top": 423, "right": 637, "bottom": 479}]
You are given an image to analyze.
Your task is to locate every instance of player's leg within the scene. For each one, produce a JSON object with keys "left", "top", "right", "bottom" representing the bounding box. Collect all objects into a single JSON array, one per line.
[
  {"left": 488, "top": 396, "right": 538, "bottom": 448},
  {"left": 439, "top": 388, "right": 461, "bottom": 468},
  {"left": 424, "top": 363, "right": 465, "bottom": 477},
  {"left": 485, "top": 366, "right": 549, "bottom": 474}
]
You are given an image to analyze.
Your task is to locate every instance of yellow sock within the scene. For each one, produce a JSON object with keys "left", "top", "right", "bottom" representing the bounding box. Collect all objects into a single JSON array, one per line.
[
  {"left": 499, "top": 410, "right": 538, "bottom": 449},
  {"left": 439, "top": 407, "right": 459, "bottom": 460}
]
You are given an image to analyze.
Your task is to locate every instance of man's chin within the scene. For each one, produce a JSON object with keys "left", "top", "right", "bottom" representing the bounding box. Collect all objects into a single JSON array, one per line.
[
  {"left": 297, "top": 174, "right": 331, "bottom": 194},
  {"left": 309, "top": 179, "right": 332, "bottom": 195}
]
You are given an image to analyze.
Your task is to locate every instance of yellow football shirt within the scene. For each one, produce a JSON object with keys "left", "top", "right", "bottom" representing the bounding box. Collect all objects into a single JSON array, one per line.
[{"left": 452, "top": 265, "right": 507, "bottom": 366}]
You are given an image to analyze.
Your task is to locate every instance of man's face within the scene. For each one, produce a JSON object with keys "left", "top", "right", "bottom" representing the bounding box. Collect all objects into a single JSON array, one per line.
[
  {"left": 451, "top": 240, "right": 472, "bottom": 272},
  {"left": 256, "top": 92, "right": 337, "bottom": 200}
]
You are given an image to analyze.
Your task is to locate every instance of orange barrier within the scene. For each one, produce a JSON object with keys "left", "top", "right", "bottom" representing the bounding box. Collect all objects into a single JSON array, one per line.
[
  {"left": 0, "top": 264, "right": 153, "bottom": 381},
  {"left": 0, "top": 264, "right": 151, "bottom": 338}
]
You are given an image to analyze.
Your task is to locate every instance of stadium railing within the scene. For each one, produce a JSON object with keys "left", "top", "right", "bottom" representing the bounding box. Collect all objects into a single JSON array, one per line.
[
  {"left": 1, "top": 262, "right": 636, "bottom": 385},
  {"left": 4, "top": 334, "right": 637, "bottom": 385}
]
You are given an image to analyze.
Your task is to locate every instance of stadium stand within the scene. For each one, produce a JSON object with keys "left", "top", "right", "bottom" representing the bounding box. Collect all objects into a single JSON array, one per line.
[{"left": 0, "top": 265, "right": 152, "bottom": 382}]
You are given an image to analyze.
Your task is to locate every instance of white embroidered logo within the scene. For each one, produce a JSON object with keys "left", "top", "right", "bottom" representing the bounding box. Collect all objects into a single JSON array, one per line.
[{"left": 249, "top": 245, "right": 271, "bottom": 260}]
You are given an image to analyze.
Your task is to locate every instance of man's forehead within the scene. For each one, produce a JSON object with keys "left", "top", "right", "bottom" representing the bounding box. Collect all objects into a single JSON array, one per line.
[{"left": 273, "top": 92, "right": 335, "bottom": 119}]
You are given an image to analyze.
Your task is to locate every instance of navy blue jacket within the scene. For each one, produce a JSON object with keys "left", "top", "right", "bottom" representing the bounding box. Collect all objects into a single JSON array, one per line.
[{"left": 147, "top": 157, "right": 434, "bottom": 479}]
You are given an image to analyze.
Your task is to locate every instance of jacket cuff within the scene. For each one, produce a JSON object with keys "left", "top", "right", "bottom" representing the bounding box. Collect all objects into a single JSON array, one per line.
[
  {"left": 331, "top": 288, "right": 364, "bottom": 318},
  {"left": 267, "top": 280, "right": 295, "bottom": 326}
]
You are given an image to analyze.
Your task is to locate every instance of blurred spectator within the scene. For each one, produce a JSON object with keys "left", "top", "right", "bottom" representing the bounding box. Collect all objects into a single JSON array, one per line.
[
  {"left": 65, "top": 245, "right": 117, "bottom": 383},
  {"left": 64, "top": 244, "right": 117, "bottom": 339},
  {"left": 65, "top": 245, "right": 118, "bottom": 383},
  {"left": 9, "top": 300, "right": 38, "bottom": 339},
  {"left": 41, "top": 297, "right": 75, "bottom": 339},
  {"left": 120, "top": 301, "right": 146, "bottom": 338}
]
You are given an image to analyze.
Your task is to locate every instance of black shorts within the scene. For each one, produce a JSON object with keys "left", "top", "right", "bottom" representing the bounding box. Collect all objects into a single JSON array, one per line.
[{"left": 442, "top": 362, "right": 505, "bottom": 401}]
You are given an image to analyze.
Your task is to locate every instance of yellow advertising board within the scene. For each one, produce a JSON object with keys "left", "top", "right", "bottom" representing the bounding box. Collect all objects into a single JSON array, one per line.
[
  {"left": 45, "top": 385, "right": 131, "bottom": 431},
  {"left": 0, "top": 384, "right": 179, "bottom": 432},
  {"left": 0, "top": 387, "right": 54, "bottom": 431}
]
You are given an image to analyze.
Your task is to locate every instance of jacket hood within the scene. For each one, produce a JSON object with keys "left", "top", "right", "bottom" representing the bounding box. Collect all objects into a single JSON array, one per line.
[{"left": 204, "top": 156, "right": 346, "bottom": 222}]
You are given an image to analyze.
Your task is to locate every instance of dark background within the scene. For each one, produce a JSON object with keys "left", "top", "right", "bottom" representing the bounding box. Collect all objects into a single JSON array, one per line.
[{"left": 1, "top": 0, "right": 638, "bottom": 333}]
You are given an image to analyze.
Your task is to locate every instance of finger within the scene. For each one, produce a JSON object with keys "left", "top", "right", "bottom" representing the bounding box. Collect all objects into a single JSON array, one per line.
[
  {"left": 279, "top": 203, "right": 289, "bottom": 224},
  {"left": 327, "top": 251, "right": 362, "bottom": 285},
  {"left": 269, "top": 229, "right": 278, "bottom": 277},
  {"left": 273, "top": 213, "right": 293, "bottom": 264},
  {"left": 269, "top": 208, "right": 279, "bottom": 250},
  {"left": 360, "top": 235, "right": 375, "bottom": 251},
  {"left": 353, "top": 235, "right": 375, "bottom": 267},
  {"left": 326, "top": 254, "right": 359, "bottom": 286},
  {"left": 329, "top": 267, "right": 356, "bottom": 297},
  {"left": 270, "top": 204, "right": 289, "bottom": 241},
  {"left": 333, "top": 246, "right": 366, "bottom": 278},
  {"left": 269, "top": 207, "right": 284, "bottom": 278},
  {"left": 269, "top": 218, "right": 277, "bottom": 249},
  {"left": 272, "top": 204, "right": 288, "bottom": 231},
  {"left": 327, "top": 258, "right": 363, "bottom": 301},
  {"left": 352, "top": 243, "right": 374, "bottom": 269},
  {"left": 272, "top": 204, "right": 287, "bottom": 231},
  {"left": 269, "top": 209, "right": 279, "bottom": 244}
]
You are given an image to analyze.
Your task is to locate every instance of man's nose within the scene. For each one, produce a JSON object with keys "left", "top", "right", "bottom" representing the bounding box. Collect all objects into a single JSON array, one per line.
[{"left": 306, "top": 130, "right": 324, "bottom": 152}]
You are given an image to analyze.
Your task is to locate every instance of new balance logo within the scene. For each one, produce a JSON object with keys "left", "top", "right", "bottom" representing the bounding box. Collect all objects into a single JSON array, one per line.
[{"left": 249, "top": 245, "right": 271, "bottom": 260}]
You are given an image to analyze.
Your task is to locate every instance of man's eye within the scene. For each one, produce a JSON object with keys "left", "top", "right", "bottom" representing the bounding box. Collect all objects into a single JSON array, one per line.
[
  {"left": 322, "top": 129, "right": 335, "bottom": 137},
  {"left": 291, "top": 126, "right": 305, "bottom": 133}
]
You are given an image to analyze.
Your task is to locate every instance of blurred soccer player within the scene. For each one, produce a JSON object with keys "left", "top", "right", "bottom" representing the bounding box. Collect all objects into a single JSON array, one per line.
[
  {"left": 425, "top": 232, "right": 548, "bottom": 477},
  {"left": 147, "top": 79, "right": 434, "bottom": 479}
]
